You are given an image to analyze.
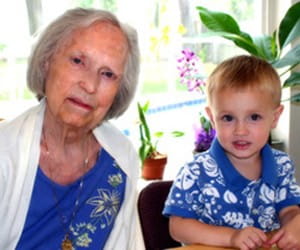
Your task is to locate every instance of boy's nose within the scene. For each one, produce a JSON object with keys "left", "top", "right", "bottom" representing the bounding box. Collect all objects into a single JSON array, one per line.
[{"left": 234, "top": 121, "right": 248, "bottom": 135}]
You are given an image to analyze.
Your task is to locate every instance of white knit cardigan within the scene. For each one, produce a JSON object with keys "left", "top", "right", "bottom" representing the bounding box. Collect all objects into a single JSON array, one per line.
[{"left": 0, "top": 100, "right": 145, "bottom": 250}]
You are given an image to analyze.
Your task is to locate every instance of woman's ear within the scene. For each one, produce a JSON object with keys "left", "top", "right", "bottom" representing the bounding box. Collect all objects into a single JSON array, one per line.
[
  {"left": 205, "top": 106, "right": 215, "bottom": 128},
  {"left": 271, "top": 104, "right": 284, "bottom": 129},
  {"left": 43, "top": 61, "right": 49, "bottom": 75}
]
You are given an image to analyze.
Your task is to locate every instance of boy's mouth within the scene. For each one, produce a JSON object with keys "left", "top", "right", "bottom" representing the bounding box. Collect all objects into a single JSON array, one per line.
[{"left": 233, "top": 140, "right": 251, "bottom": 150}]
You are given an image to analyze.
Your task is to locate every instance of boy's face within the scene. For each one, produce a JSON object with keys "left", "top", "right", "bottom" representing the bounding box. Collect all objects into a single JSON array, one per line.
[{"left": 206, "top": 87, "right": 283, "bottom": 165}]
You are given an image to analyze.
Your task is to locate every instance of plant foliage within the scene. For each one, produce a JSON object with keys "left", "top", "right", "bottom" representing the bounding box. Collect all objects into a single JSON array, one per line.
[
  {"left": 197, "top": 2, "right": 300, "bottom": 102},
  {"left": 138, "top": 101, "right": 157, "bottom": 164},
  {"left": 137, "top": 101, "right": 184, "bottom": 165}
]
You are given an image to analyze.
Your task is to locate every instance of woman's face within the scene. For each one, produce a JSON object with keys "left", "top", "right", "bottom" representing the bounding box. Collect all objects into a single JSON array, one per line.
[{"left": 44, "top": 21, "right": 128, "bottom": 130}]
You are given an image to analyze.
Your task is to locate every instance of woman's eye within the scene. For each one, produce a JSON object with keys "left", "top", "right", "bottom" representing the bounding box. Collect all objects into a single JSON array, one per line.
[
  {"left": 72, "top": 57, "right": 83, "bottom": 65},
  {"left": 101, "top": 70, "right": 117, "bottom": 80},
  {"left": 250, "top": 114, "right": 261, "bottom": 121},
  {"left": 222, "top": 115, "right": 233, "bottom": 122}
]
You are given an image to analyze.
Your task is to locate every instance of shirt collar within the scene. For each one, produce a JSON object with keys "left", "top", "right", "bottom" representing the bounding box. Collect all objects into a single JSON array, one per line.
[{"left": 209, "top": 139, "right": 278, "bottom": 188}]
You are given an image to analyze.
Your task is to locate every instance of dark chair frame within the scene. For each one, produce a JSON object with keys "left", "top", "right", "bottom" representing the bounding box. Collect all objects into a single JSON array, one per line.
[{"left": 138, "top": 181, "right": 181, "bottom": 250}]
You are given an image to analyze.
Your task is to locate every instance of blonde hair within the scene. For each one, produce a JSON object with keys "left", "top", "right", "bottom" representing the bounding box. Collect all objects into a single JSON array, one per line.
[{"left": 206, "top": 55, "right": 281, "bottom": 106}]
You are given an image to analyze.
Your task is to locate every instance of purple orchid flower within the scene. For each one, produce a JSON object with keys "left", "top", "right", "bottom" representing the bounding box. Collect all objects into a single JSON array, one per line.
[
  {"left": 177, "top": 48, "right": 216, "bottom": 152},
  {"left": 194, "top": 126, "right": 216, "bottom": 152},
  {"left": 177, "top": 48, "right": 206, "bottom": 93}
]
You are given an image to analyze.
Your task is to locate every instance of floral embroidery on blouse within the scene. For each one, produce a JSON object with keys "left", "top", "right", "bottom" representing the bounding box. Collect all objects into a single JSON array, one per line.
[
  {"left": 70, "top": 160, "right": 125, "bottom": 248},
  {"left": 87, "top": 188, "right": 121, "bottom": 222}
]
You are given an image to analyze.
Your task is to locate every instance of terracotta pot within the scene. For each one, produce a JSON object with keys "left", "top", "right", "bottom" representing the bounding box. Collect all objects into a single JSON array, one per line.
[{"left": 142, "top": 155, "right": 167, "bottom": 180}]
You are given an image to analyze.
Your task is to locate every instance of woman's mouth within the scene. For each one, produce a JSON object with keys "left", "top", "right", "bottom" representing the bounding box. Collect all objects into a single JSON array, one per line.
[{"left": 67, "top": 97, "right": 93, "bottom": 110}]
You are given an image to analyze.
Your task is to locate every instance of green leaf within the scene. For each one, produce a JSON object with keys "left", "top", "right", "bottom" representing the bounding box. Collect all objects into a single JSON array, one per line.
[
  {"left": 139, "top": 124, "right": 145, "bottom": 142},
  {"left": 283, "top": 72, "right": 300, "bottom": 88},
  {"left": 139, "top": 144, "right": 148, "bottom": 164},
  {"left": 272, "top": 44, "right": 300, "bottom": 68},
  {"left": 199, "top": 115, "right": 212, "bottom": 132},
  {"left": 142, "top": 100, "right": 150, "bottom": 112},
  {"left": 197, "top": 6, "right": 259, "bottom": 56},
  {"left": 154, "top": 131, "right": 164, "bottom": 138},
  {"left": 290, "top": 92, "right": 300, "bottom": 103},
  {"left": 278, "top": 2, "right": 300, "bottom": 48},
  {"left": 197, "top": 6, "right": 241, "bottom": 33},
  {"left": 253, "top": 35, "right": 277, "bottom": 61},
  {"left": 171, "top": 131, "right": 185, "bottom": 137},
  {"left": 137, "top": 102, "right": 151, "bottom": 141},
  {"left": 229, "top": 32, "right": 261, "bottom": 56}
]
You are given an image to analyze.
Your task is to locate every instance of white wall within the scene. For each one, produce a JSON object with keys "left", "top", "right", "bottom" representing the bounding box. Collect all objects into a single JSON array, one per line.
[
  {"left": 290, "top": 0, "right": 300, "bottom": 181},
  {"left": 266, "top": 0, "right": 300, "bottom": 180},
  {"left": 288, "top": 89, "right": 300, "bottom": 180}
]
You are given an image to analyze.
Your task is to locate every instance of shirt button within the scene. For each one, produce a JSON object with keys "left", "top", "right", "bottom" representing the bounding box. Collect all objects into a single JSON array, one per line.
[{"left": 252, "top": 208, "right": 258, "bottom": 214}]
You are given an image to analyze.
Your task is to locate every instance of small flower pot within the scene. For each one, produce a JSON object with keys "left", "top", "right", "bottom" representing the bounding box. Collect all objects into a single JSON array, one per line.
[{"left": 142, "top": 155, "right": 167, "bottom": 180}]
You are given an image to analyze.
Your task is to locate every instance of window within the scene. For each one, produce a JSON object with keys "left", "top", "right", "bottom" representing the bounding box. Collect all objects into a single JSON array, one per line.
[
  {"left": 0, "top": 0, "right": 288, "bottom": 179},
  {"left": 0, "top": 0, "right": 264, "bottom": 117}
]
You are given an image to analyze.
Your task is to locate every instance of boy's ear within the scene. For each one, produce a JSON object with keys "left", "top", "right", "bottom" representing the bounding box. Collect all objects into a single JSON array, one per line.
[
  {"left": 271, "top": 104, "right": 284, "bottom": 129},
  {"left": 205, "top": 106, "right": 215, "bottom": 128}
]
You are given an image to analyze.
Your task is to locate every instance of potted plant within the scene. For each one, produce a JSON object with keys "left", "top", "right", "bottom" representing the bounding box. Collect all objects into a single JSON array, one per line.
[{"left": 137, "top": 101, "right": 183, "bottom": 180}]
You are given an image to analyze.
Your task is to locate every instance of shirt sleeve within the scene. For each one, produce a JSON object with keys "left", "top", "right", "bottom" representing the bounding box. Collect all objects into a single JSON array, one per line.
[
  {"left": 275, "top": 152, "right": 300, "bottom": 211},
  {"left": 162, "top": 161, "right": 203, "bottom": 219}
]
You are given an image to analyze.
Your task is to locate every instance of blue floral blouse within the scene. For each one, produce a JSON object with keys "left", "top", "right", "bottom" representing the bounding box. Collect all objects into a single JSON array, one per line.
[{"left": 17, "top": 148, "right": 126, "bottom": 249}]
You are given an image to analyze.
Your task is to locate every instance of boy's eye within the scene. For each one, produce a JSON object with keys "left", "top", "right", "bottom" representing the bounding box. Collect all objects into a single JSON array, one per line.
[
  {"left": 250, "top": 113, "right": 261, "bottom": 121},
  {"left": 222, "top": 115, "right": 233, "bottom": 122}
]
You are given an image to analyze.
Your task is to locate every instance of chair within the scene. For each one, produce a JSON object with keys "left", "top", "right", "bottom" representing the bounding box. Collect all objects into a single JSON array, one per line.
[{"left": 138, "top": 181, "right": 181, "bottom": 250}]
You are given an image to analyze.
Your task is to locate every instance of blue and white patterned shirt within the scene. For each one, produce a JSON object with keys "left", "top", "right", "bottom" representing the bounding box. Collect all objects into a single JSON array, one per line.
[{"left": 163, "top": 139, "right": 300, "bottom": 232}]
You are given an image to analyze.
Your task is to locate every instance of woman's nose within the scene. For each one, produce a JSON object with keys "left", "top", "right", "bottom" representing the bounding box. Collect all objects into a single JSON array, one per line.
[{"left": 79, "top": 72, "right": 98, "bottom": 93}]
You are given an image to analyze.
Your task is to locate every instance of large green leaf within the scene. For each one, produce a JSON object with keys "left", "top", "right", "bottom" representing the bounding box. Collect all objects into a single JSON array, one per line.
[
  {"left": 272, "top": 44, "right": 300, "bottom": 68},
  {"left": 278, "top": 2, "right": 300, "bottom": 48},
  {"left": 200, "top": 31, "right": 257, "bottom": 54},
  {"left": 230, "top": 31, "right": 261, "bottom": 56},
  {"left": 197, "top": 6, "right": 259, "bottom": 56},
  {"left": 283, "top": 72, "right": 300, "bottom": 88},
  {"left": 197, "top": 6, "right": 241, "bottom": 33},
  {"left": 253, "top": 35, "right": 277, "bottom": 61}
]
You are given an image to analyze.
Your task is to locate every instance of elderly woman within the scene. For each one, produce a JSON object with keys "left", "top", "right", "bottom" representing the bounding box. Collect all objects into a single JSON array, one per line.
[{"left": 0, "top": 8, "right": 142, "bottom": 250}]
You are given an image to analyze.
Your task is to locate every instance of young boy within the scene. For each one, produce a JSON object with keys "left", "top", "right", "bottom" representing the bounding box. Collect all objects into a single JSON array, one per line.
[{"left": 163, "top": 55, "right": 300, "bottom": 249}]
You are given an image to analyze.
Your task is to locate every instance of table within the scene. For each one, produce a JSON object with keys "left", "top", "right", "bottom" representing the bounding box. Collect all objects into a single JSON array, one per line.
[
  {"left": 168, "top": 231, "right": 279, "bottom": 250},
  {"left": 168, "top": 245, "right": 279, "bottom": 250},
  {"left": 167, "top": 244, "right": 234, "bottom": 249}
]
